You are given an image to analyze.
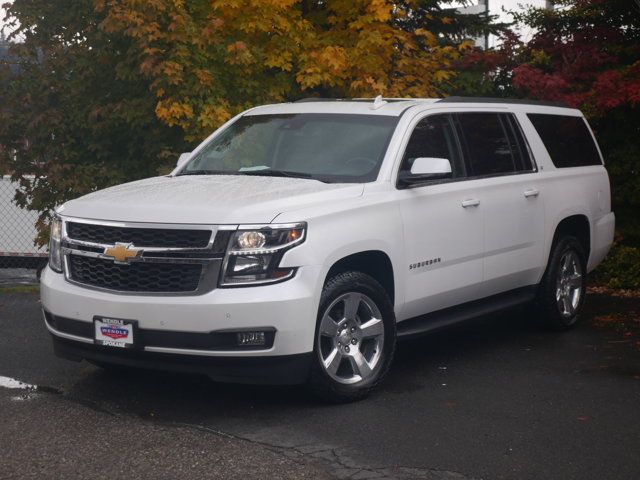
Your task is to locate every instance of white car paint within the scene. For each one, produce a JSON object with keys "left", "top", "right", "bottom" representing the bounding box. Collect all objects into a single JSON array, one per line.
[{"left": 41, "top": 98, "right": 615, "bottom": 374}]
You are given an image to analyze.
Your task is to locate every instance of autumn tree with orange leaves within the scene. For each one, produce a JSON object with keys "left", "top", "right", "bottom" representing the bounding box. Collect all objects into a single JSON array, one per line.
[{"left": 95, "top": 0, "right": 477, "bottom": 139}]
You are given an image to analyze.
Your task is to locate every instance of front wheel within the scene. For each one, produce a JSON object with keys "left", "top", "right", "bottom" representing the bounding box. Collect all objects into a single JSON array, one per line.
[{"left": 308, "top": 271, "right": 396, "bottom": 403}]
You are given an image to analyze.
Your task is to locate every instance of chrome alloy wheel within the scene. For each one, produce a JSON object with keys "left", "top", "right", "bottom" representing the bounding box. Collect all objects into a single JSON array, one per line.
[
  {"left": 555, "top": 250, "right": 583, "bottom": 317},
  {"left": 317, "top": 292, "right": 385, "bottom": 385}
]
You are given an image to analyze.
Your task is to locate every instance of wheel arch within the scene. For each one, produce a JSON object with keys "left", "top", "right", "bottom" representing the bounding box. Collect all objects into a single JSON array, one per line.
[
  {"left": 324, "top": 250, "right": 396, "bottom": 306},
  {"left": 548, "top": 214, "right": 591, "bottom": 267}
]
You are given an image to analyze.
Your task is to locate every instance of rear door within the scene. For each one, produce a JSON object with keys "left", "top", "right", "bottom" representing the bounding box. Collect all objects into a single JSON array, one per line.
[{"left": 454, "top": 112, "right": 545, "bottom": 296}]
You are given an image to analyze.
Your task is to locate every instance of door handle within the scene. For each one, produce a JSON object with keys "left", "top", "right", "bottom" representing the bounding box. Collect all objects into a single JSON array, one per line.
[
  {"left": 461, "top": 198, "right": 481, "bottom": 208},
  {"left": 524, "top": 188, "right": 540, "bottom": 198}
]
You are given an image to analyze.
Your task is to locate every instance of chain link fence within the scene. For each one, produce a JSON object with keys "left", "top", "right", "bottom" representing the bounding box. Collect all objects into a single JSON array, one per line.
[{"left": 1, "top": 176, "right": 48, "bottom": 283}]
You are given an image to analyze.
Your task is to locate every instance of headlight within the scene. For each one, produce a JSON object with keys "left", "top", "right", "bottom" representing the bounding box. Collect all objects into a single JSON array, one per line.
[
  {"left": 49, "top": 216, "right": 63, "bottom": 273},
  {"left": 220, "top": 223, "right": 306, "bottom": 286}
]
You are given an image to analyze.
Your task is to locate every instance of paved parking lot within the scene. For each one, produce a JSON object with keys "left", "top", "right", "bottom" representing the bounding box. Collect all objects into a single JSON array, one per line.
[{"left": 1, "top": 285, "right": 639, "bottom": 480}]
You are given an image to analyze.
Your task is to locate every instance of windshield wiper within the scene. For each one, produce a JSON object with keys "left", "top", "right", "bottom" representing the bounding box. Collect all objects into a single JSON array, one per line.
[
  {"left": 240, "top": 169, "right": 330, "bottom": 183},
  {"left": 177, "top": 168, "right": 332, "bottom": 183},
  {"left": 176, "top": 170, "right": 230, "bottom": 176}
]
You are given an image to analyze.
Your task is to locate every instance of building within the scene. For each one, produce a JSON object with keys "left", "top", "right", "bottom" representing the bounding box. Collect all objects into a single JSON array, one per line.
[{"left": 457, "top": 0, "right": 554, "bottom": 49}]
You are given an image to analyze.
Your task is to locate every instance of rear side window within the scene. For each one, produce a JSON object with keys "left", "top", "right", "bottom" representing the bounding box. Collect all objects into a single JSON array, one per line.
[
  {"left": 455, "top": 113, "right": 517, "bottom": 176},
  {"left": 527, "top": 114, "right": 602, "bottom": 168}
]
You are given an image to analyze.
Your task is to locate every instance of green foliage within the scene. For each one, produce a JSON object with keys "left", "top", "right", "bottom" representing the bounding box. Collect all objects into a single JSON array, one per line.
[
  {"left": 592, "top": 107, "right": 640, "bottom": 208},
  {"left": 594, "top": 245, "right": 640, "bottom": 290},
  {"left": 0, "top": 0, "right": 186, "bottom": 245}
]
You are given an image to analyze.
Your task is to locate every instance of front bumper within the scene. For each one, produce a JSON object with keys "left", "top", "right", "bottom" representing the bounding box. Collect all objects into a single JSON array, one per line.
[
  {"left": 41, "top": 264, "right": 321, "bottom": 383},
  {"left": 52, "top": 336, "right": 313, "bottom": 385}
]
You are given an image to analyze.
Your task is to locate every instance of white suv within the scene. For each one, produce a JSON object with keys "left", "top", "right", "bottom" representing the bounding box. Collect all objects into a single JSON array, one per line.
[{"left": 41, "top": 97, "right": 615, "bottom": 402}]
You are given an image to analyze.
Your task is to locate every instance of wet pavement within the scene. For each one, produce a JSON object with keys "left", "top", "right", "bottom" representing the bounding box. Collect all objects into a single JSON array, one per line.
[{"left": 1, "top": 289, "right": 639, "bottom": 480}]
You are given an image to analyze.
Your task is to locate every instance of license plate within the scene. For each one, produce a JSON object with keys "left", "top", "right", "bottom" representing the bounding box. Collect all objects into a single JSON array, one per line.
[{"left": 94, "top": 317, "right": 136, "bottom": 348}]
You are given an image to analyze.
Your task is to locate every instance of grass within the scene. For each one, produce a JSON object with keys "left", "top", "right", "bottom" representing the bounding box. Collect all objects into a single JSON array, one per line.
[{"left": 0, "top": 285, "right": 40, "bottom": 294}]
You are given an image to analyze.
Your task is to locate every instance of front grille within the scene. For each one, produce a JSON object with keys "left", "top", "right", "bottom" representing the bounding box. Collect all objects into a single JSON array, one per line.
[
  {"left": 67, "top": 222, "right": 212, "bottom": 248},
  {"left": 68, "top": 255, "right": 202, "bottom": 293}
]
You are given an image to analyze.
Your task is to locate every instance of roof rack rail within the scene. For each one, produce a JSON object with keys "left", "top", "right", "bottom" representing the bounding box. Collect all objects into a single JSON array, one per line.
[
  {"left": 438, "top": 96, "right": 570, "bottom": 108},
  {"left": 294, "top": 98, "right": 354, "bottom": 103},
  {"left": 293, "top": 97, "right": 418, "bottom": 104}
]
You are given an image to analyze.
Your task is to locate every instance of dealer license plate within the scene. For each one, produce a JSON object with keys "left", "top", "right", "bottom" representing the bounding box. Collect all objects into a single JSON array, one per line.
[{"left": 94, "top": 317, "right": 135, "bottom": 348}]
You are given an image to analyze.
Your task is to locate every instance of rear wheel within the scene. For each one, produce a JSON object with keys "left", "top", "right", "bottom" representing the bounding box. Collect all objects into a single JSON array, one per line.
[
  {"left": 535, "top": 236, "right": 587, "bottom": 330},
  {"left": 308, "top": 271, "right": 396, "bottom": 403}
]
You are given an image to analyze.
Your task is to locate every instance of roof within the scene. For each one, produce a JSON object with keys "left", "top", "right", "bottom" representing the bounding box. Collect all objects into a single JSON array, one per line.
[
  {"left": 246, "top": 98, "right": 438, "bottom": 117},
  {"left": 245, "top": 96, "right": 576, "bottom": 117}
]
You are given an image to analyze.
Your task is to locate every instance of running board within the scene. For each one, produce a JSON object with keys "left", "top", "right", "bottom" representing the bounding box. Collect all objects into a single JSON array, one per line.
[{"left": 397, "top": 286, "right": 537, "bottom": 340}]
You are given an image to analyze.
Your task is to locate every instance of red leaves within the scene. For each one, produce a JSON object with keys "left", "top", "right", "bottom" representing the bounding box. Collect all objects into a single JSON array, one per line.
[{"left": 462, "top": 1, "right": 640, "bottom": 118}]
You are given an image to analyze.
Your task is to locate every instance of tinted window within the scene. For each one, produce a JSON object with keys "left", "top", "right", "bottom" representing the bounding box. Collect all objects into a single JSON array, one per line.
[
  {"left": 528, "top": 114, "right": 602, "bottom": 168},
  {"left": 504, "top": 114, "right": 535, "bottom": 171},
  {"left": 456, "top": 113, "right": 516, "bottom": 176},
  {"left": 400, "top": 114, "right": 464, "bottom": 178}
]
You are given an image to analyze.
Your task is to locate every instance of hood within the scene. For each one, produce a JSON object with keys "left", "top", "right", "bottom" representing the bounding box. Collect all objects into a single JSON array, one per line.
[{"left": 58, "top": 175, "right": 364, "bottom": 224}]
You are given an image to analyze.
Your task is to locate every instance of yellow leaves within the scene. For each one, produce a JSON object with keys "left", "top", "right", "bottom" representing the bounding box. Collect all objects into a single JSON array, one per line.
[
  {"left": 265, "top": 48, "right": 293, "bottom": 71},
  {"left": 415, "top": 28, "right": 438, "bottom": 47},
  {"left": 458, "top": 39, "right": 476, "bottom": 52},
  {"left": 160, "top": 61, "right": 184, "bottom": 85},
  {"left": 194, "top": 69, "right": 214, "bottom": 87},
  {"left": 155, "top": 99, "right": 193, "bottom": 128},
  {"left": 100, "top": 0, "right": 463, "bottom": 138},
  {"left": 366, "top": 0, "right": 392, "bottom": 23},
  {"left": 318, "top": 46, "right": 349, "bottom": 72},
  {"left": 199, "top": 103, "right": 232, "bottom": 130},
  {"left": 226, "top": 41, "right": 248, "bottom": 53}
]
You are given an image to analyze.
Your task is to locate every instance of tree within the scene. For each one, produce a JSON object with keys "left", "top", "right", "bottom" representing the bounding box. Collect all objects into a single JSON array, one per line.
[
  {"left": 449, "top": 0, "right": 640, "bottom": 209},
  {"left": 96, "top": 0, "right": 491, "bottom": 140},
  {"left": 510, "top": 0, "right": 640, "bottom": 116},
  {"left": 510, "top": 0, "right": 640, "bottom": 209},
  {"left": 0, "top": 0, "right": 185, "bottom": 244}
]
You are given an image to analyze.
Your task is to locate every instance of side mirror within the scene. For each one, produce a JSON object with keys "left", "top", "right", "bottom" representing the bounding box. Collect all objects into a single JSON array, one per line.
[
  {"left": 399, "top": 157, "right": 452, "bottom": 186},
  {"left": 177, "top": 152, "right": 191, "bottom": 167}
]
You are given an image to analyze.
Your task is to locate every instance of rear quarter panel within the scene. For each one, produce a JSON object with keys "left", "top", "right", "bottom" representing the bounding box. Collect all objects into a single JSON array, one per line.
[{"left": 515, "top": 108, "right": 614, "bottom": 276}]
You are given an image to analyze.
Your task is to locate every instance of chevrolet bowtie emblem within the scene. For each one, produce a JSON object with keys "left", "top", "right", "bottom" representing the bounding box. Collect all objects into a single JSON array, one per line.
[{"left": 103, "top": 243, "right": 142, "bottom": 264}]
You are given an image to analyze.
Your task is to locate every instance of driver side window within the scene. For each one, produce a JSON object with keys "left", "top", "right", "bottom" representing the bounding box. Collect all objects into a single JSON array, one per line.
[{"left": 400, "top": 114, "right": 465, "bottom": 178}]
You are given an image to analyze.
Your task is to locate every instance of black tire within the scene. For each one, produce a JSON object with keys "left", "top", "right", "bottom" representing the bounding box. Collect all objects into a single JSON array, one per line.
[
  {"left": 535, "top": 235, "right": 587, "bottom": 330},
  {"left": 308, "top": 271, "right": 396, "bottom": 403}
]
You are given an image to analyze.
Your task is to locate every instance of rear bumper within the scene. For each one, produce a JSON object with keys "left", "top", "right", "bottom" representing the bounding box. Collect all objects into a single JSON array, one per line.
[{"left": 52, "top": 335, "right": 313, "bottom": 385}]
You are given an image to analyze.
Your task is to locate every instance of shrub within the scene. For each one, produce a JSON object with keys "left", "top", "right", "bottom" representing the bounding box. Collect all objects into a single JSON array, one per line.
[{"left": 593, "top": 244, "right": 640, "bottom": 290}]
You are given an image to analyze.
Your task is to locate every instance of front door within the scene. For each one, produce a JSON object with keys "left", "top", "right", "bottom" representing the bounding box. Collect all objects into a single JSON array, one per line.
[{"left": 395, "top": 113, "right": 485, "bottom": 320}]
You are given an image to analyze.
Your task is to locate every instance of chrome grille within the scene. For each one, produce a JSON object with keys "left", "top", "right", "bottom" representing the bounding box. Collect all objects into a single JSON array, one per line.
[
  {"left": 61, "top": 218, "right": 232, "bottom": 295},
  {"left": 66, "top": 222, "right": 212, "bottom": 248}
]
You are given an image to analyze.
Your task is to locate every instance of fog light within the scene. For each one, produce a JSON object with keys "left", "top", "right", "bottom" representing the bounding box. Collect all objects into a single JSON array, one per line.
[{"left": 237, "top": 331, "right": 266, "bottom": 346}]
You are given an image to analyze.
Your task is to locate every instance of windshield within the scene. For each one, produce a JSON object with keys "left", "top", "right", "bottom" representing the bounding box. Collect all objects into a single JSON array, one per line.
[{"left": 179, "top": 113, "right": 398, "bottom": 183}]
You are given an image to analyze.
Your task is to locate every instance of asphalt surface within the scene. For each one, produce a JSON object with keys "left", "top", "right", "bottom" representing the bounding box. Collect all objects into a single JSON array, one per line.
[{"left": 1, "top": 287, "right": 639, "bottom": 480}]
